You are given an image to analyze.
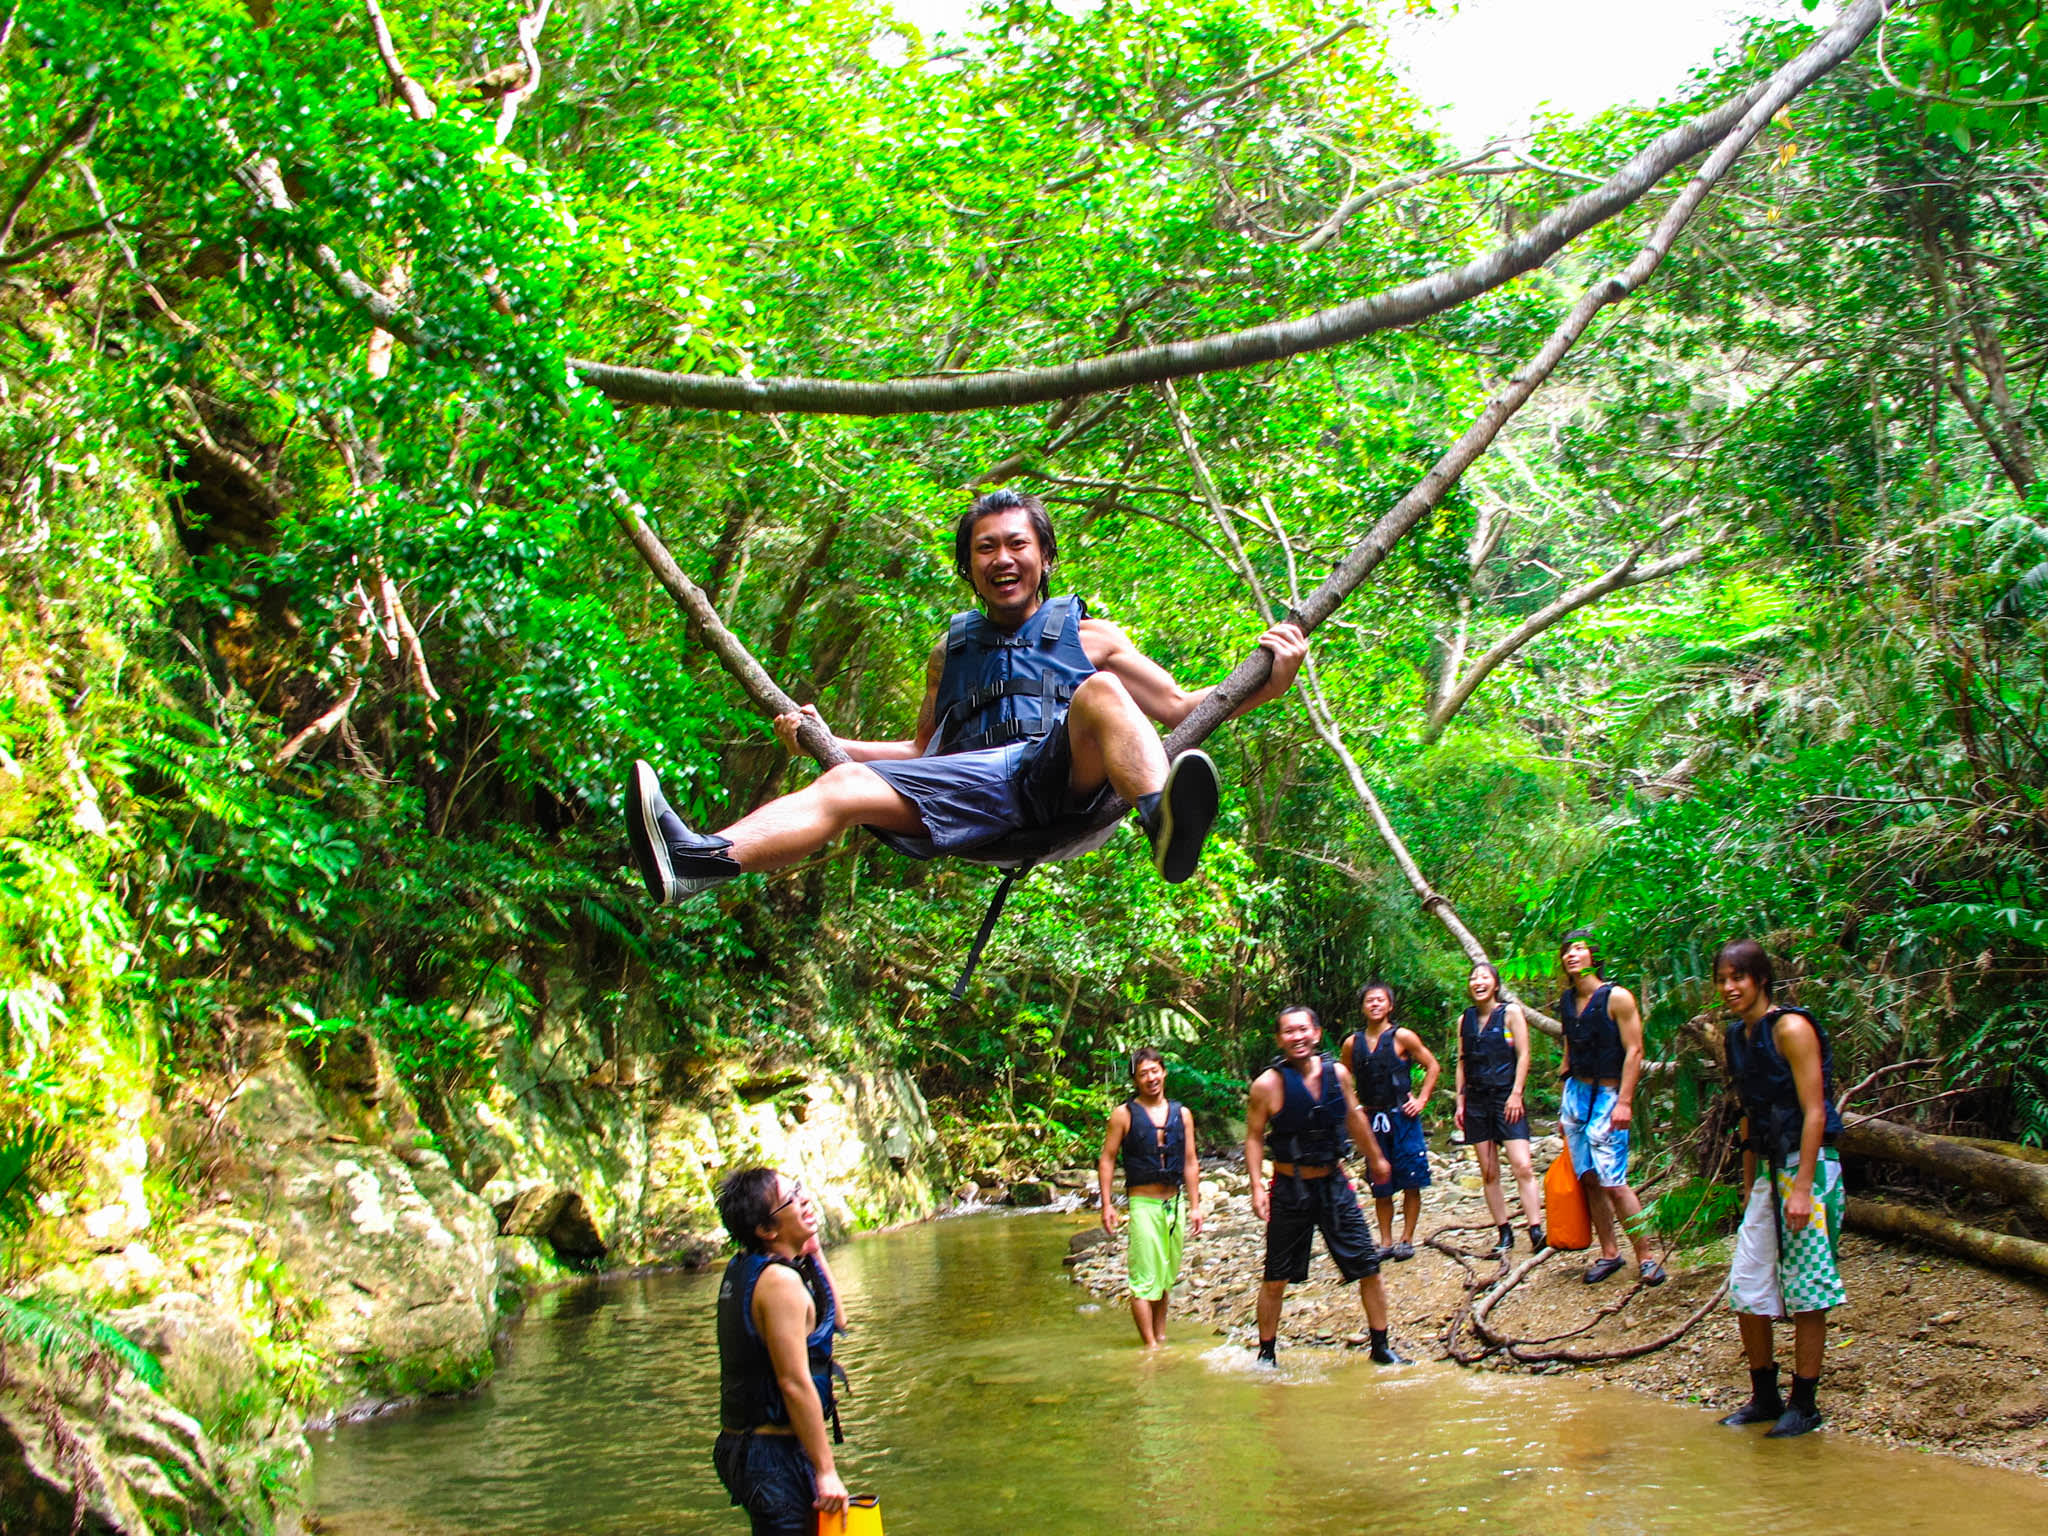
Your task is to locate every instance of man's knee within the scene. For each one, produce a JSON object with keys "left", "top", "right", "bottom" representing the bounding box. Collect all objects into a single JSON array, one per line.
[{"left": 1071, "top": 671, "right": 1138, "bottom": 719}]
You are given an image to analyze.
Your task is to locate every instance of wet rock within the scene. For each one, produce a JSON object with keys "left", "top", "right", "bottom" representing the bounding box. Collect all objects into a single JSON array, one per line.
[
  {"left": 1068, "top": 1227, "right": 1113, "bottom": 1256},
  {"left": 1010, "top": 1180, "right": 1055, "bottom": 1207}
]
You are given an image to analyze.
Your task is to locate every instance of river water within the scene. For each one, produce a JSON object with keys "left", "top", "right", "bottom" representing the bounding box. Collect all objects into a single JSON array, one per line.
[{"left": 307, "top": 1210, "right": 2048, "bottom": 1534}]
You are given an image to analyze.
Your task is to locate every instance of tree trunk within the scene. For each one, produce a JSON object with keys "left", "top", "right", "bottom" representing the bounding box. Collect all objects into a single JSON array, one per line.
[
  {"left": 1845, "top": 1197, "right": 2048, "bottom": 1284},
  {"left": 1839, "top": 1117, "right": 2048, "bottom": 1225}
]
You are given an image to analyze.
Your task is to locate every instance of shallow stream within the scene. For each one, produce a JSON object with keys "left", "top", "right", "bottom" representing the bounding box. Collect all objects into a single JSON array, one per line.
[{"left": 308, "top": 1210, "right": 2048, "bottom": 1533}]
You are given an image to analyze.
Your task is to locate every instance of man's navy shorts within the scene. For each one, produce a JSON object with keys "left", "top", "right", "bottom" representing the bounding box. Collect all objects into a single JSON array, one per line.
[
  {"left": 1262, "top": 1173, "right": 1381, "bottom": 1283},
  {"left": 1367, "top": 1108, "right": 1433, "bottom": 1198},
  {"left": 713, "top": 1431, "right": 816, "bottom": 1536}
]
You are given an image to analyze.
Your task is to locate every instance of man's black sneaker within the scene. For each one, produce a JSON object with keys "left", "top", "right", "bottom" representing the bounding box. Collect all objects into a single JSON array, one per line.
[
  {"left": 1583, "top": 1255, "right": 1626, "bottom": 1284},
  {"left": 1136, "top": 750, "right": 1219, "bottom": 884},
  {"left": 627, "top": 760, "right": 741, "bottom": 904},
  {"left": 1764, "top": 1404, "right": 1824, "bottom": 1439},
  {"left": 1719, "top": 1397, "right": 1785, "bottom": 1428}
]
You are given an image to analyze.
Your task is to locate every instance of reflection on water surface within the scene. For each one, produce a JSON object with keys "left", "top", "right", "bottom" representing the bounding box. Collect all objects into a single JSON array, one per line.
[{"left": 308, "top": 1211, "right": 2048, "bottom": 1534}]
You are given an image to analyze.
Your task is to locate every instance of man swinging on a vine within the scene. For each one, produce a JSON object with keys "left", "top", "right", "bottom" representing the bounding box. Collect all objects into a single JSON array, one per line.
[{"left": 627, "top": 489, "right": 1308, "bottom": 903}]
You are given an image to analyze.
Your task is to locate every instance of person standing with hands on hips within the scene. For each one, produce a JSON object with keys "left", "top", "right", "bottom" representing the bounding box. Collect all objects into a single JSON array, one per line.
[
  {"left": 1097, "top": 1047, "right": 1203, "bottom": 1347},
  {"left": 1555, "top": 929, "right": 1667, "bottom": 1286},
  {"left": 1339, "top": 980, "right": 1439, "bottom": 1261}
]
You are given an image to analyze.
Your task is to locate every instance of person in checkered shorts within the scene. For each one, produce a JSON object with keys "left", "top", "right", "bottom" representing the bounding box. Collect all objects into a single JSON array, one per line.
[{"left": 1714, "top": 939, "right": 1846, "bottom": 1439}]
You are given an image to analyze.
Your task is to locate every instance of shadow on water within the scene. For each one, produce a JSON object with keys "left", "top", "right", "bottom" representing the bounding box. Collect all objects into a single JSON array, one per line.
[{"left": 307, "top": 1212, "right": 2048, "bottom": 1535}]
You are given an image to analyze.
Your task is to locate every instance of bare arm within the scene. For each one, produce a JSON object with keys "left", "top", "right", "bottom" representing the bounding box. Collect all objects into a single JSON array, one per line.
[
  {"left": 1181, "top": 1106, "right": 1204, "bottom": 1236},
  {"left": 1097, "top": 1104, "right": 1129, "bottom": 1234},
  {"left": 1083, "top": 618, "right": 1308, "bottom": 727},
  {"left": 1336, "top": 1062, "right": 1392, "bottom": 1186},
  {"left": 799, "top": 1235, "right": 847, "bottom": 1334},
  {"left": 772, "top": 640, "right": 943, "bottom": 761},
  {"left": 1245, "top": 1073, "right": 1277, "bottom": 1222},
  {"left": 753, "top": 1265, "right": 848, "bottom": 1513},
  {"left": 1399, "top": 1028, "right": 1441, "bottom": 1115},
  {"left": 1506, "top": 1003, "right": 1531, "bottom": 1120},
  {"left": 1453, "top": 1017, "right": 1468, "bottom": 1134},
  {"left": 1775, "top": 1012, "right": 1829, "bottom": 1232},
  {"left": 1610, "top": 985, "right": 1645, "bottom": 1129}
]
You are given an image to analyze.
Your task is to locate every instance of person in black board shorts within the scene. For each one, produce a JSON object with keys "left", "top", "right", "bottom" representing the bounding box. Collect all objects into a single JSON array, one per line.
[
  {"left": 1454, "top": 962, "right": 1545, "bottom": 1256},
  {"left": 712, "top": 1168, "right": 849, "bottom": 1535},
  {"left": 1555, "top": 930, "right": 1667, "bottom": 1286},
  {"left": 1245, "top": 1004, "right": 1405, "bottom": 1368},
  {"left": 627, "top": 489, "right": 1309, "bottom": 904},
  {"left": 1097, "top": 1047, "right": 1203, "bottom": 1347},
  {"left": 1338, "top": 980, "right": 1439, "bottom": 1261},
  {"left": 1714, "top": 939, "right": 1847, "bottom": 1439}
]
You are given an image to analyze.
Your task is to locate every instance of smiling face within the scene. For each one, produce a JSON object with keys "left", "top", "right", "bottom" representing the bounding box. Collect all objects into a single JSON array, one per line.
[
  {"left": 966, "top": 508, "right": 1049, "bottom": 622},
  {"left": 1469, "top": 966, "right": 1498, "bottom": 1005},
  {"left": 1561, "top": 939, "right": 1596, "bottom": 979},
  {"left": 1716, "top": 961, "right": 1767, "bottom": 1019},
  {"left": 755, "top": 1173, "right": 820, "bottom": 1252},
  {"left": 1361, "top": 987, "right": 1393, "bottom": 1026},
  {"left": 1132, "top": 1056, "right": 1167, "bottom": 1101},
  {"left": 1275, "top": 1007, "right": 1321, "bottom": 1063}
]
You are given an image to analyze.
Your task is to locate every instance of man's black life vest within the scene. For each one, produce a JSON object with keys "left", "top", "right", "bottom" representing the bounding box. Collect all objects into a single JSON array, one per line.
[
  {"left": 928, "top": 595, "right": 1096, "bottom": 757},
  {"left": 718, "top": 1250, "right": 840, "bottom": 1439},
  {"left": 1559, "top": 981, "right": 1625, "bottom": 1082},
  {"left": 1267, "top": 1054, "right": 1351, "bottom": 1165},
  {"left": 1727, "top": 1006, "right": 1842, "bottom": 1165},
  {"left": 1350, "top": 1026, "right": 1412, "bottom": 1111},
  {"left": 1121, "top": 1098, "right": 1187, "bottom": 1188},
  {"left": 1461, "top": 1003, "right": 1517, "bottom": 1095}
]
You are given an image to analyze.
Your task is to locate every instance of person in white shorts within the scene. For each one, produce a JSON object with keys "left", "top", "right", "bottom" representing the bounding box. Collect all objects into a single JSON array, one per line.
[{"left": 1714, "top": 938, "right": 1846, "bottom": 1440}]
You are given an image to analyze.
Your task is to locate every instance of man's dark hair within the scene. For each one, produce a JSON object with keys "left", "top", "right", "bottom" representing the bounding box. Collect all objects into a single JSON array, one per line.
[
  {"left": 1276, "top": 1003, "right": 1320, "bottom": 1031},
  {"left": 1130, "top": 1045, "right": 1166, "bottom": 1073},
  {"left": 953, "top": 488, "right": 1057, "bottom": 601},
  {"left": 716, "top": 1166, "right": 783, "bottom": 1253},
  {"left": 1356, "top": 978, "right": 1397, "bottom": 1012},
  {"left": 1714, "top": 938, "right": 1776, "bottom": 998},
  {"left": 1558, "top": 927, "right": 1604, "bottom": 978}
]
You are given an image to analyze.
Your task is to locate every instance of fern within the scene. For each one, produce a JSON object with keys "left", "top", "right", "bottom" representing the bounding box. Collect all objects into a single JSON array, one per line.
[{"left": 0, "top": 1296, "right": 164, "bottom": 1389}]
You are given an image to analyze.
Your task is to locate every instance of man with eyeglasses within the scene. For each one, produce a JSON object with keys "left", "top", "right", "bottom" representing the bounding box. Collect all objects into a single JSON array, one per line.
[{"left": 712, "top": 1168, "right": 850, "bottom": 1533}]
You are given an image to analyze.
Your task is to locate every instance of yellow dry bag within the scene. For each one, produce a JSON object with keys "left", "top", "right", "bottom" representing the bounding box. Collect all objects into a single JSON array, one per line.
[{"left": 819, "top": 1495, "right": 884, "bottom": 1536}]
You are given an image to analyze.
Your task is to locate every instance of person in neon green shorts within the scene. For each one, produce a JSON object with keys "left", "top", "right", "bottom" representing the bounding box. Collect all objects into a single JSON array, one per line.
[{"left": 1097, "top": 1048, "right": 1203, "bottom": 1347}]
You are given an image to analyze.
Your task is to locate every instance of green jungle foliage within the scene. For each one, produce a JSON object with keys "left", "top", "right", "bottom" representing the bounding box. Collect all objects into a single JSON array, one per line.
[{"left": 1, "top": 0, "right": 2045, "bottom": 1242}]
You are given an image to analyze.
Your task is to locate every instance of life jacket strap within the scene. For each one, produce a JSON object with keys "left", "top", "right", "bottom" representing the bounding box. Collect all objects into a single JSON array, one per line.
[{"left": 950, "top": 863, "right": 1030, "bottom": 1001}]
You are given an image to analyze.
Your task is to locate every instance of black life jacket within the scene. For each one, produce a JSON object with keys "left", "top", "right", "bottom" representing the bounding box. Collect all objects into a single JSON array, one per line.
[
  {"left": 718, "top": 1250, "right": 840, "bottom": 1439},
  {"left": 1461, "top": 1003, "right": 1517, "bottom": 1095},
  {"left": 1121, "top": 1098, "right": 1187, "bottom": 1188},
  {"left": 1559, "top": 981, "right": 1624, "bottom": 1082},
  {"left": 927, "top": 595, "right": 1096, "bottom": 757},
  {"left": 1350, "top": 1026, "right": 1412, "bottom": 1111},
  {"left": 1727, "top": 1006, "right": 1843, "bottom": 1164},
  {"left": 1267, "top": 1054, "right": 1351, "bottom": 1165}
]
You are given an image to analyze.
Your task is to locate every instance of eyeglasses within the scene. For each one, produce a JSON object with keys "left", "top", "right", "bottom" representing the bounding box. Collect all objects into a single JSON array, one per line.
[{"left": 768, "top": 1181, "right": 806, "bottom": 1218}]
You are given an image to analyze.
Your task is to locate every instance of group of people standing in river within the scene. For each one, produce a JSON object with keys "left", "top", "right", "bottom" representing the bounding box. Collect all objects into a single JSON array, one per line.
[
  {"left": 706, "top": 933, "right": 1848, "bottom": 1533},
  {"left": 646, "top": 490, "right": 1845, "bottom": 1530}
]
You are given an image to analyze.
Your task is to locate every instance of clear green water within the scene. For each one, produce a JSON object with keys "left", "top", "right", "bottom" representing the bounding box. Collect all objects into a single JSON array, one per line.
[{"left": 307, "top": 1211, "right": 2048, "bottom": 1534}]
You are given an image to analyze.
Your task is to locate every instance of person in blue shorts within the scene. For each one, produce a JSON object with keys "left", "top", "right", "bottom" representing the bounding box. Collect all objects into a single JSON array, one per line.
[
  {"left": 1340, "top": 980, "right": 1439, "bottom": 1261},
  {"left": 627, "top": 489, "right": 1308, "bottom": 905},
  {"left": 1555, "top": 929, "right": 1666, "bottom": 1285}
]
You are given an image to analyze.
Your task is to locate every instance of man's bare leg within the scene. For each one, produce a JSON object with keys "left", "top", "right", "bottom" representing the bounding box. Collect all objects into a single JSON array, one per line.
[
  {"left": 1399, "top": 1189, "right": 1421, "bottom": 1245},
  {"left": 1128, "top": 1296, "right": 1158, "bottom": 1346},
  {"left": 1147, "top": 1296, "right": 1170, "bottom": 1346},
  {"left": 716, "top": 762, "right": 925, "bottom": 872},
  {"left": 1601, "top": 1181, "right": 1657, "bottom": 1264},
  {"left": 1585, "top": 1174, "right": 1621, "bottom": 1259},
  {"left": 1255, "top": 1278, "right": 1286, "bottom": 1359},
  {"left": 1357, "top": 1273, "right": 1389, "bottom": 1331},
  {"left": 1063, "top": 672, "right": 1168, "bottom": 801}
]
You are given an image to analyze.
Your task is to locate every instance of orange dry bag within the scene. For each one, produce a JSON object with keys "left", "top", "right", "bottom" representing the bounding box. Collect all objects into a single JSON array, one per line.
[
  {"left": 819, "top": 1496, "right": 884, "bottom": 1536},
  {"left": 1543, "top": 1152, "right": 1592, "bottom": 1251}
]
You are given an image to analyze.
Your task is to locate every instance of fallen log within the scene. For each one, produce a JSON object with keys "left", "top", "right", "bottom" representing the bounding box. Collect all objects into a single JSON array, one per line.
[
  {"left": 1844, "top": 1197, "right": 2048, "bottom": 1284},
  {"left": 1945, "top": 1135, "right": 2048, "bottom": 1168},
  {"left": 1839, "top": 1118, "right": 2048, "bottom": 1225}
]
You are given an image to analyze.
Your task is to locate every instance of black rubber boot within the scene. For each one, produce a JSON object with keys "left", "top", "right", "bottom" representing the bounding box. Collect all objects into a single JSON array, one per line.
[
  {"left": 1527, "top": 1223, "right": 1545, "bottom": 1252},
  {"left": 1492, "top": 1224, "right": 1514, "bottom": 1257},
  {"left": 1368, "top": 1328, "right": 1407, "bottom": 1366},
  {"left": 1719, "top": 1364, "right": 1784, "bottom": 1427},
  {"left": 1254, "top": 1337, "right": 1278, "bottom": 1368},
  {"left": 628, "top": 760, "right": 742, "bottom": 904},
  {"left": 1765, "top": 1374, "right": 1824, "bottom": 1437},
  {"left": 1135, "top": 750, "right": 1219, "bottom": 884}
]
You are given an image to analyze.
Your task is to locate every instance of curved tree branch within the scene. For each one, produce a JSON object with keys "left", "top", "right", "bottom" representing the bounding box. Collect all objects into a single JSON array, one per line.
[{"left": 564, "top": 0, "right": 1883, "bottom": 417}]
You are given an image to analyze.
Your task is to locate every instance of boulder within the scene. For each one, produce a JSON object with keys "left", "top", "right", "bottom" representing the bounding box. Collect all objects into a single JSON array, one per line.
[{"left": 1009, "top": 1180, "right": 1055, "bottom": 1207}]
